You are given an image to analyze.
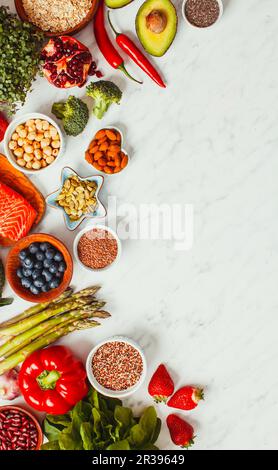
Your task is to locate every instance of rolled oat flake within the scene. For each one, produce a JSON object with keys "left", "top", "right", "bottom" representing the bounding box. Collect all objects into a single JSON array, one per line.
[{"left": 185, "top": 0, "right": 220, "bottom": 28}]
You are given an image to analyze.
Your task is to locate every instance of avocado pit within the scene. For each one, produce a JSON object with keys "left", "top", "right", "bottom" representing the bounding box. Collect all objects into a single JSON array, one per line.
[{"left": 146, "top": 10, "right": 167, "bottom": 34}]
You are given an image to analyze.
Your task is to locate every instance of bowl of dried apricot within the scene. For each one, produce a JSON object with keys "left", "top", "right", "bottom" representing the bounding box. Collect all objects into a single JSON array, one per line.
[{"left": 85, "top": 127, "right": 129, "bottom": 175}]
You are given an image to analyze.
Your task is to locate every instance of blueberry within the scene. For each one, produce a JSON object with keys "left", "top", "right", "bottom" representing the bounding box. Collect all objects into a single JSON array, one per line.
[
  {"left": 30, "top": 284, "right": 40, "bottom": 295},
  {"left": 55, "top": 271, "right": 63, "bottom": 279},
  {"left": 21, "top": 277, "right": 32, "bottom": 289},
  {"left": 28, "top": 243, "right": 40, "bottom": 254},
  {"left": 41, "top": 284, "right": 51, "bottom": 293},
  {"left": 49, "top": 262, "right": 59, "bottom": 274},
  {"left": 54, "top": 251, "right": 63, "bottom": 262},
  {"left": 22, "top": 257, "right": 34, "bottom": 269},
  {"left": 49, "top": 278, "right": 60, "bottom": 289},
  {"left": 34, "top": 277, "right": 45, "bottom": 288},
  {"left": 35, "top": 251, "right": 45, "bottom": 261},
  {"left": 19, "top": 250, "right": 28, "bottom": 261},
  {"left": 43, "top": 258, "right": 52, "bottom": 269},
  {"left": 58, "top": 261, "right": 66, "bottom": 273},
  {"left": 22, "top": 268, "right": 32, "bottom": 277},
  {"left": 32, "top": 269, "right": 42, "bottom": 280},
  {"left": 42, "top": 269, "right": 53, "bottom": 283},
  {"left": 16, "top": 268, "right": 24, "bottom": 279},
  {"left": 40, "top": 242, "right": 51, "bottom": 252},
  {"left": 34, "top": 260, "right": 43, "bottom": 270},
  {"left": 45, "top": 248, "right": 56, "bottom": 260}
]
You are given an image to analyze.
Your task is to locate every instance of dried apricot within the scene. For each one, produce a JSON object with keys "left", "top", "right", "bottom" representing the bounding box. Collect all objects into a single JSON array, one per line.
[
  {"left": 114, "top": 166, "right": 122, "bottom": 173},
  {"left": 95, "top": 130, "right": 106, "bottom": 139},
  {"left": 93, "top": 162, "right": 102, "bottom": 171},
  {"left": 94, "top": 151, "right": 103, "bottom": 161},
  {"left": 105, "top": 129, "right": 117, "bottom": 141},
  {"left": 121, "top": 154, "right": 128, "bottom": 169},
  {"left": 99, "top": 142, "right": 109, "bottom": 151},
  {"left": 104, "top": 166, "right": 113, "bottom": 174},
  {"left": 98, "top": 157, "right": 107, "bottom": 167}
]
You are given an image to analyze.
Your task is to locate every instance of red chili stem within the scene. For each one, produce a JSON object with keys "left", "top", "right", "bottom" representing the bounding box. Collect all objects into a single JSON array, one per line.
[
  {"left": 94, "top": 0, "right": 142, "bottom": 84},
  {"left": 107, "top": 12, "right": 166, "bottom": 89}
]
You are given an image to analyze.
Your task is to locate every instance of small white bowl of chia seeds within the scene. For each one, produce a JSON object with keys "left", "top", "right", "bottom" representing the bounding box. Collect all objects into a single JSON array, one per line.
[{"left": 182, "top": 0, "right": 223, "bottom": 29}]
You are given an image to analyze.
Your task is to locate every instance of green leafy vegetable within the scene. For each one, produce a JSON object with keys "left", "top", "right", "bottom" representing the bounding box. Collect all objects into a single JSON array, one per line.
[
  {"left": 51, "top": 96, "right": 89, "bottom": 136},
  {"left": 42, "top": 388, "right": 161, "bottom": 450},
  {"left": 0, "top": 6, "right": 44, "bottom": 114},
  {"left": 86, "top": 80, "right": 122, "bottom": 119}
]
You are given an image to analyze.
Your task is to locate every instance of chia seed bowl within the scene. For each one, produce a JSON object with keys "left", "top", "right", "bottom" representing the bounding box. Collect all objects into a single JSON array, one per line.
[
  {"left": 182, "top": 0, "right": 223, "bottom": 29},
  {"left": 86, "top": 337, "right": 147, "bottom": 398}
]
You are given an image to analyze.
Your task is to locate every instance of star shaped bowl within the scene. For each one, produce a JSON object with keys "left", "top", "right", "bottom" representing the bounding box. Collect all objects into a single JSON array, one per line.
[{"left": 46, "top": 167, "right": 106, "bottom": 231}]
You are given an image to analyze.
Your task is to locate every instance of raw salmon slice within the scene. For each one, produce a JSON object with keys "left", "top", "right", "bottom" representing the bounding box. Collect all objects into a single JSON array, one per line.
[{"left": 0, "top": 181, "right": 37, "bottom": 242}]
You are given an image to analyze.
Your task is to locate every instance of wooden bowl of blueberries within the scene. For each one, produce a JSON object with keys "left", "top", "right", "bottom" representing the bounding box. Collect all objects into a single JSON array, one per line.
[{"left": 6, "top": 234, "right": 73, "bottom": 303}]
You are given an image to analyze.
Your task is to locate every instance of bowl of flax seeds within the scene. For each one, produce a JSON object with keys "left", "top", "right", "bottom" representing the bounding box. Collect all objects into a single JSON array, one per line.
[{"left": 182, "top": 0, "right": 223, "bottom": 28}]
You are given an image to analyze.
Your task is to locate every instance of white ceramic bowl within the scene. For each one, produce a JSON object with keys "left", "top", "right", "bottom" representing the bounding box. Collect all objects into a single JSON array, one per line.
[
  {"left": 86, "top": 336, "right": 147, "bottom": 398},
  {"left": 4, "top": 112, "right": 65, "bottom": 174},
  {"left": 85, "top": 126, "right": 129, "bottom": 176},
  {"left": 182, "top": 0, "right": 223, "bottom": 28},
  {"left": 73, "top": 224, "right": 122, "bottom": 272}
]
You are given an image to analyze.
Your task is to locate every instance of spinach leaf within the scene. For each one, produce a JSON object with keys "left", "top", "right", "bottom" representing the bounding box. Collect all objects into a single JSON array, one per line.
[
  {"left": 43, "top": 418, "right": 64, "bottom": 442},
  {"left": 40, "top": 440, "right": 60, "bottom": 450},
  {"left": 107, "top": 440, "right": 130, "bottom": 450},
  {"left": 80, "top": 422, "right": 94, "bottom": 450}
]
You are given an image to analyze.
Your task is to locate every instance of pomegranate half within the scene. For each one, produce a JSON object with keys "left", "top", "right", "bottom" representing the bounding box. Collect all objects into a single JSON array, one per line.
[{"left": 41, "top": 36, "right": 93, "bottom": 88}]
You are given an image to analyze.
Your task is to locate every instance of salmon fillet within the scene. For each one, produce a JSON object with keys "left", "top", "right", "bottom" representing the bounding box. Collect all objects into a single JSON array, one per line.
[{"left": 0, "top": 181, "right": 37, "bottom": 241}]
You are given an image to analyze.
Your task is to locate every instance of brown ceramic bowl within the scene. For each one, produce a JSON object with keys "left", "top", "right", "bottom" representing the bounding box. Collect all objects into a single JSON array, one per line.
[
  {"left": 0, "top": 405, "right": 43, "bottom": 450},
  {"left": 6, "top": 233, "right": 73, "bottom": 303},
  {"left": 14, "top": 0, "right": 99, "bottom": 37}
]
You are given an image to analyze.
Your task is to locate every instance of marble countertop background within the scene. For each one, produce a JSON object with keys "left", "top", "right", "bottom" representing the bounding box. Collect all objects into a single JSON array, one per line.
[{"left": 0, "top": 0, "right": 278, "bottom": 450}]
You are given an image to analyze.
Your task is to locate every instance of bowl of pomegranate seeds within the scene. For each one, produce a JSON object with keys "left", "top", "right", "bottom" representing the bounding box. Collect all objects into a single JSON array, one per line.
[
  {"left": 86, "top": 337, "right": 147, "bottom": 398},
  {"left": 73, "top": 225, "right": 121, "bottom": 272},
  {"left": 0, "top": 405, "right": 43, "bottom": 450}
]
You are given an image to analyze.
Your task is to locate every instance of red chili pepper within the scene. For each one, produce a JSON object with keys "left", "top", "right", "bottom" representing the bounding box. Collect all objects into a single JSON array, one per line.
[
  {"left": 94, "top": 0, "right": 141, "bottom": 84},
  {"left": 107, "top": 12, "right": 166, "bottom": 89},
  {"left": 0, "top": 112, "right": 8, "bottom": 142},
  {"left": 18, "top": 346, "right": 88, "bottom": 415}
]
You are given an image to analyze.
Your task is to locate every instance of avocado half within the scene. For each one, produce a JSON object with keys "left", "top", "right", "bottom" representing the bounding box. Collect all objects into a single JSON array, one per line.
[
  {"left": 105, "top": 0, "right": 133, "bottom": 8},
  {"left": 135, "top": 0, "right": 177, "bottom": 57}
]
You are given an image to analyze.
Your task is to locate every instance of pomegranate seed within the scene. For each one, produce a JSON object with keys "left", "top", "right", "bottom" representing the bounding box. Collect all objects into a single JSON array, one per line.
[{"left": 96, "top": 71, "right": 103, "bottom": 78}]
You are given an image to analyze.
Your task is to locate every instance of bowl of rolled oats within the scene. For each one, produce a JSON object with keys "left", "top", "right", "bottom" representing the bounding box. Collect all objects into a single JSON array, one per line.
[{"left": 15, "top": 0, "right": 99, "bottom": 36}]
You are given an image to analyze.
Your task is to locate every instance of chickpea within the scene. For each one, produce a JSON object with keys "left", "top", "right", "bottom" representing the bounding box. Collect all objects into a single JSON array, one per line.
[
  {"left": 51, "top": 140, "right": 61, "bottom": 149},
  {"left": 28, "top": 124, "right": 36, "bottom": 132},
  {"left": 32, "top": 161, "right": 41, "bottom": 170},
  {"left": 35, "top": 119, "right": 42, "bottom": 128},
  {"left": 52, "top": 148, "right": 59, "bottom": 157},
  {"left": 35, "top": 133, "right": 44, "bottom": 142},
  {"left": 46, "top": 155, "right": 55, "bottom": 165},
  {"left": 12, "top": 132, "right": 19, "bottom": 141},
  {"left": 33, "top": 141, "right": 41, "bottom": 149},
  {"left": 43, "top": 146, "right": 52, "bottom": 157},
  {"left": 41, "top": 160, "right": 47, "bottom": 168},
  {"left": 15, "top": 125, "right": 24, "bottom": 133},
  {"left": 27, "top": 132, "right": 36, "bottom": 141},
  {"left": 26, "top": 119, "right": 34, "bottom": 126},
  {"left": 8, "top": 140, "right": 17, "bottom": 150},
  {"left": 24, "top": 144, "right": 33, "bottom": 154},
  {"left": 49, "top": 126, "right": 58, "bottom": 138},
  {"left": 42, "top": 120, "right": 50, "bottom": 131},
  {"left": 44, "top": 130, "right": 51, "bottom": 139},
  {"left": 41, "top": 138, "right": 50, "bottom": 149},
  {"left": 17, "top": 158, "right": 26, "bottom": 167},
  {"left": 26, "top": 162, "right": 33, "bottom": 169},
  {"left": 17, "top": 138, "right": 24, "bottom": 147},
  {"left": 18, "top": 128, "right": 27, "bottom": 138},
  {"left": 34, "top": 148, "right": 42, "bottom": 159},
  {"left": 52, "top": 133, "right": 60, "bottom": 141},
  {"left": 23, "top": 153, "right": 33, "bottom": 163},
  {"left": 14, "top": 147, "right": 24, "bottom": 158}
]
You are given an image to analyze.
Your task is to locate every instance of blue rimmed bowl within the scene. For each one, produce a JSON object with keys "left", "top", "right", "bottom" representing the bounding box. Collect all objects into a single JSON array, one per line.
[{"left": 46, "top": 167, "right": 106, "bottom": 231}]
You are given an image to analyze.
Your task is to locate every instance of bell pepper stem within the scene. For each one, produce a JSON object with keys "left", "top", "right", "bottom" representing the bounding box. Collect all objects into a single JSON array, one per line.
[{"left": 37, "top": 370, "right": 61, "bottom": 390}]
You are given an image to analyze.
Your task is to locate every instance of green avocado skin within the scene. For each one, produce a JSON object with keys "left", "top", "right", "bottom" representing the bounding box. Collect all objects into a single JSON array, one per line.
[
  {"left": 135, "top": 0, "right": 178, "bottom": 57},
  {"left": 105, "top": 0, "right": 133, "bottom": 8}
]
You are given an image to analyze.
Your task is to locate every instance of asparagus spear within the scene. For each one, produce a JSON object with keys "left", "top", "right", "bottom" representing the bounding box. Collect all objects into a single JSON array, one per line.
[
  {"left": 0, "top": 319, "right": 100, "bottom": 376},
  {"left": 0, "top": 299, "right": 105, "bottom": 338},
  {"left": 0, "top": 288, "right": 73, "bottom": 329},
  {"left": 0, "top": 286, "right": 100, "bottom": 330},
  {"left": 0, "top": 309, "right": 110, "bottom": 360}
]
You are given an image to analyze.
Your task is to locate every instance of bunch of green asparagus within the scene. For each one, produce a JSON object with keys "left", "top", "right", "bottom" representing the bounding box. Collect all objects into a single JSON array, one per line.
[{"left": 0, "top": 286, "right": 110, "bottom": 375}]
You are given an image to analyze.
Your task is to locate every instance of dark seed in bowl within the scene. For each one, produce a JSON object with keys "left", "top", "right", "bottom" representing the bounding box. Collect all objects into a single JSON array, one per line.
[{"left": 185, "top": 0, "right": 220, "bottom": 28}]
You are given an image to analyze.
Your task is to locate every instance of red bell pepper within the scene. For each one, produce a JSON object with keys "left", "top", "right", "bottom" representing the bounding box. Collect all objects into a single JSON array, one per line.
[{"left": 19, "top": 346, "right": 88, "bottom": 415}]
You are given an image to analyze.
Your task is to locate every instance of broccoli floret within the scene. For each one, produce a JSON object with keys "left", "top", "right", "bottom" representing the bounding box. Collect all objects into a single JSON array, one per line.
[
  {"left": 51, "top": 95, "right": 89, "bottom": 136},
  {"left": 86, "top": 80, "right": 122, "bottom": 120}
]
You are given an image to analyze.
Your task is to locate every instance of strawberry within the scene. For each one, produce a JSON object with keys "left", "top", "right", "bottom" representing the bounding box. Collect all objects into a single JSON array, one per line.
[
  {"left": 0, "top": 113, "right": 8, "bottom": 142},
  {"left": 167, "top": 414, "right": 195, "bottom": 448},
  {"left": 148, "top": 364, "right": 174, "bottom": 403},
  {"left": 168, "top": 386, "right": 204, "bottom": 410}
]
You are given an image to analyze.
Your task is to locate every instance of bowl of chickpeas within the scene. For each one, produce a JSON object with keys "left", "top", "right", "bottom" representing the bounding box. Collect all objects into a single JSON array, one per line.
[{"left": 4, "top": 113, "right": 65, "bottom": 173}]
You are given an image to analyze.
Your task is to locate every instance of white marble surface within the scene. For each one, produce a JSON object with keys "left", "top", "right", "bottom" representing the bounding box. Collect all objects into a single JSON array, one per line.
[{"left": 1, "top": 0, "right": 278, "bottom": 450}]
